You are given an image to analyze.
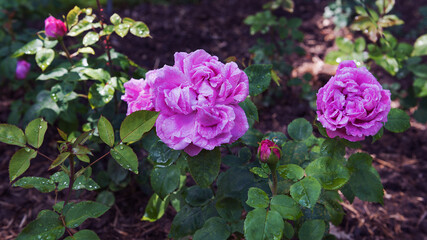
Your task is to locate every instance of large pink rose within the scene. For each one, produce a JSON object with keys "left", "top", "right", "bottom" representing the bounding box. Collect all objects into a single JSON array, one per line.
[
  {"left": 45, "top": 16, "right": 67, "bottom": 38},
  {"left": 316, "top": 60, "right": 391, "bottom": 141},
  {"left": 124, "top": 49, "right": 249, "bottom": 156}
]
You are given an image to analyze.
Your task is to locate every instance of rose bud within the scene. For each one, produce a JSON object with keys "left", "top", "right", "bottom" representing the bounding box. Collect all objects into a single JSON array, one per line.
[
  {"left": 45, "top": 16, "right": 67, "bottom": 38},
  {"left": 257, "top": 139, "right": 281, "bottom": 164},
  {"left": 15, "top": 60, "right": 31, "bottom": 79}
]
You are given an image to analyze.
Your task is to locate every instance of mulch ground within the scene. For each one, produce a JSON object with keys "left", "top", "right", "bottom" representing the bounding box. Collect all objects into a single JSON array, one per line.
[{"left": 1, "top": 0, "right": 426, "bottom": 239}]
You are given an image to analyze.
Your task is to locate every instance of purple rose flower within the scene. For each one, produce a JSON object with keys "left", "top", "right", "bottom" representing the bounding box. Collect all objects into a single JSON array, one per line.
[
  {"left": 316, "top": 60, "right": 391, "bottom": 141},
  {"left": 121, "top": 77, "right": 155, "bottom": 115},
  {"left": 15, "top": 60, "right": 31, "bottom": 79},
  {"left": 124, "top": 49, "right": 249, "bottom": 156},
  {"left": 45, "top": 16, "right": 67, "bottom": 38}
]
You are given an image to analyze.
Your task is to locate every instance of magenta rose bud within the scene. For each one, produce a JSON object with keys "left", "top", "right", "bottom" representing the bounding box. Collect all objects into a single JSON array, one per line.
[
  {"left": 45, "top": 16, "right": 67, "bottom": 38},
  {"left": 316, "top": 60, "right": 391, "bottom": 142},
  {"left": 257, "top": 139, "right": 281, "bottom": 163},
  {"left": 123, "top": 49, "right": 249, "bottom": 156},
  {"left": 15, "top": 60, "right": 31, "bottom": 79}
]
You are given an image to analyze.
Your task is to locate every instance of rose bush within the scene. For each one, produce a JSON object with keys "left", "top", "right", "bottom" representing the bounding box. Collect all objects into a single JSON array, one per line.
[
  {"left": 122, "top": 49, "right": 249, "bottom": 156},
  {"left": 316, "top": 60, "right": 391, "bottom": 141},
  {"left": 44, "top": 16, "right": 67, "bottom": 38}
]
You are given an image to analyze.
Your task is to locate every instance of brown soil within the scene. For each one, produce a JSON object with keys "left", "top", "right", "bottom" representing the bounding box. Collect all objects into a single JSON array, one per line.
[{"left": 1, "top": 0, "right": 426, "bottom": 239}]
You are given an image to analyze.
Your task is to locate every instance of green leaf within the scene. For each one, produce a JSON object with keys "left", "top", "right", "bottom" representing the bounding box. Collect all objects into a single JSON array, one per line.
[
  {"left": 130, "top": 21, "right": 150, "bottom": 38},
  {"left": 194, "top": 217, "right": 231, "bottom": 240},
  {"left": 66, "top": 6, "right": 82, "bottom": 29},
  {"left": 114, "top": 23, "right": 131, "bottom": 38},
  {"left": 72, "top": 130, "right": 93, "bottom": 147},
  {"left": 413, "top": 78, "right": 427, "bottom": 97},
  {"left": 336, "top": 37, "right": 354, "bottom": 53},
  {"left": 246, "top": 187, "right": 270, "bottom": 209},
  {"left": 298, "top": 219, "right": 325, "bottom": 240},
  {"left": 250, "top": 167, "right": 269, "bottom": 178},
  {"left": 241, "top": 128, "right": 263, "bottom": 147},
  {"left": 77, "top": 47, "right": 95, "bottom": 55},
  {"left": 239, "top": 98, "right": 259, "bottom": 122},
  {"left": 244, "top": 64, "right": 272, "bottom": 96},
  {"left": 287, "top": 118, "right": 312, "bottom": 141},
  {"left": 96, "top": 191, "right": 115, "bottom": 208},
  {"left": 44, "top": 38, "right": 58, "bottom": 49},
  {"left": 83, "top": 31, "right": 99, "bottom": 46},
  {"left": 187, "top": 148, "right": 221, "bottom": 188},
  {"left": 12, "top": 39, "right": 43, "bottom": 57},
  {"left": 354, "top": 37, "right": 366, "bottom": 52},
  {"left": 215, "top": 197, "right": 243, "bottom": 222},
  {"left": 37, "top": 68, "right": 68, "bottom": 81},
  {"left": 185, "top": 185, "right": 213, "bottom": 206},
  {"left": 110, "top": 13, "right": 122, "bottom": 25},
  {"left": 147, "top": 140, "right": 181, "bottom": 166},
  {"left": 68, "top": 16, "right": 101, "bottom": 37},
  {"left": 408, "top": 64, "right": 427, "bottom": 78},
  {"left": 9, "top": 148, "right": 37, "bottom": 181},
  {"left": 150, "top": 164, "right": 180, "bottom": 200},
  {"left": 36, "top": 48, "right": 55, "bottom": 71},
  {"left": 270, "top": 195, "right": 302, "bottom": 220},
  {"left": 376, "top": 0, "right": 395, "bottom": 14},
  {"left": 283, "top": 221, "right": 294, "bottom": 239},
  {"left": 290, "top": 176, "right": 321, "bottom": 209},
  {"left": 98, "top": 116, "right": 114, "bottom": 147},
  {"left": 169, "top": 203, "right": 218, "bottom": 238},
  {"left": 324, "top": 51, "right": 344, "bottom": 65},
  {"left": 282, "top": 141, "right": 308, "bottom": 165},
  {"left": 49, "top": 152, "right": 70, "bottom": 169},
  {"left": 305, "top": 157, "right": 350, "bottom": 190},
  {"left": 320, "top": 138, "right": 345, "bottom": 161},
  {"left": 88, "top": 83, "right": 115, "bottom": 108},
  {"left": 244, "top": 208, "right": 284, "bottom": 240},
  {"left": 120, "top": 110, "right": 159, "bottom": 143},
  {"left": 64, "top": 201, "right": 109, "bottom": 228},
  {"left": 64, "top": 230, "right": 100, "bottom": 240},
  {"left": 17, "top": 210, "right": 65, "bottom": 240},
  {"left": 412, "top": 34, "right": 427, "bottom": 57},
  {"left": 141, "top": 193, "right": 169, "bottom": 222},
  {"left": 277, "top": 164, "right": 304, "bottom": 181},
  {"left": 13, "top": 177, "right": 56, "bottom": 193},
  {"left": 82, "top": 68, "right": 111, "bottom": 82},
  {"left": 25, "top": 118, "right": 48, "bottom": 148},
  {"left": 110, "top": 144, "right": 139, "bottom": 174},
  {"left": 384, "top": 108, "right": 410, "bottom": 133},
  {"left": 0, "top": 124, "right": 26, "bottom": 147},
  {"left": 347, "top": 153, "right": 384, "bottom": 203}
]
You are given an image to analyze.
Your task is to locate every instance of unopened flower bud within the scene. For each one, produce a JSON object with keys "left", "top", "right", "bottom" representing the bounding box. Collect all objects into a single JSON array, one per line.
[
  {"left": 45, "top": 16, "right": 67, "bottom": 38},
  {"left": 257, "top": 139, "right": 280, "bottom": 164},
  {"left": 15, "top": 60, "right": 30, "bottom": 79}
]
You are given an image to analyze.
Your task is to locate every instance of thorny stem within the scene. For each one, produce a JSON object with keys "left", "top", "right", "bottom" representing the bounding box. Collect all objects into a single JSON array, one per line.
[
  {"left": 59, "top": 39, "right": 73, "bottom": 65},
  {"left": 271, "top": 169, "right": 278, "bottom": 196},
  {"left": 96, "top": 0, "right": 113, "bottom": 74},
  {"left": 87, "top": 151, "right": 110, "bottom": 168},
  {"left": 36, "top": 149, "right": 54, "bottom": 162},
  {"left": 63, "top": 155, "right": 75, "bottom": 208}
]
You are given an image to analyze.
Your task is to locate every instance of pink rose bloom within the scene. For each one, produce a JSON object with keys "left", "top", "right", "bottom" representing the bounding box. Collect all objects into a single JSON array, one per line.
[
  {"left": 15, "top": 60, "right": 31, "bottom": 79},
  {"left": 45, "top": 16, "right": 67, "bottom": 38},
  {"left": 316, "top": 60, "right": 391, "bottom": 142},
  {"left": 121, "top": 75, "right": 155, "bottom": 115},
  {"left": 124, "top": 50, "right": 249, "bottom": 156},
  {"left": 257, "top": 139, "right": 280, "bottom": 163}
]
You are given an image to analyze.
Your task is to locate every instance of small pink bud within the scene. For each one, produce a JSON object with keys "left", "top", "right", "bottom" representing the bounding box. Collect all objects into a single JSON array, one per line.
[
  {"left": 257, "top": 139, "right": 280, "bottom": 163},
  {"left": 45, "top": 16, "right": 67, "bottom": 38},
  {"left": 15, "top": 60, "right": 31, "bottom": 79}
]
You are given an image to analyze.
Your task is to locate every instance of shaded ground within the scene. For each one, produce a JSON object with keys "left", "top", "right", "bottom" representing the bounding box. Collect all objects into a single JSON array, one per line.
[{"left": 1, "top": 0, "right": 427, "bottom": 239}]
